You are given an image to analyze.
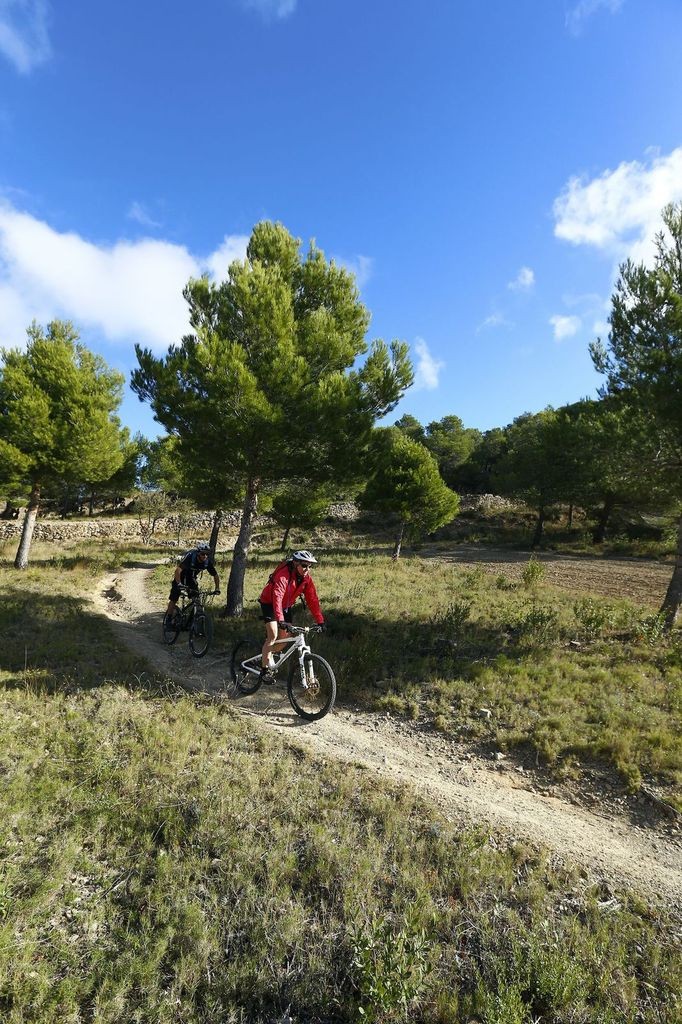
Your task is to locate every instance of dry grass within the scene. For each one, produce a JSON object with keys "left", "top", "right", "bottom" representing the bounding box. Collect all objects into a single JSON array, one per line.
[{"left": 0, "top": 539, "right": 680, "bottom": 1022}]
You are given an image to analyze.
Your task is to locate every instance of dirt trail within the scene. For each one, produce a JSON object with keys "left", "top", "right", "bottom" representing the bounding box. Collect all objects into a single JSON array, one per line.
[{"left": 92, "top": 563, "right": 682, "bottom": 909}]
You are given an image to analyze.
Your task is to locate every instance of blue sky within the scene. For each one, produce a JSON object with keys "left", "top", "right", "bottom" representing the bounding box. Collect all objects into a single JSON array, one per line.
[{"left": 1, "top": 0, "right": 682, "bottom": 440}]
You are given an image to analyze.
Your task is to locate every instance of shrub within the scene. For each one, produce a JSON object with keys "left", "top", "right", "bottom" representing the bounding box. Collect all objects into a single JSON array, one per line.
[
  {"left": 521, "top": 555, "right": 546, "bottom": 591},
  {"left": 632, "top": 612, "right": 668, "bottom": 647},
  {"left": 517, "top": 601, "right": 560, "bottom": 648},
  {"left": 573, "top": 597, "right": 614, "bottom": 640},
  {"left": 350, "top": 911, "right": 433, "bottom": 1021},
  {"left": 429, "top": 599, "right": 473, "bottom": 637},
  {"left": 462, "top": 566, "right": 486, "bottom": 590}
]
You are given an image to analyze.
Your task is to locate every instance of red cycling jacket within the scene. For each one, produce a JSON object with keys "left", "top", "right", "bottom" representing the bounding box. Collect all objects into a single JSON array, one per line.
[{"left": 259, "top": 562, "right": 324, "bottom": 624}]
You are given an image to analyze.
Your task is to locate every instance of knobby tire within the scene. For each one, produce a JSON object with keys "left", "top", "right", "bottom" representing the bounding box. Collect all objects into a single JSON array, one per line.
[
  {"left": 288, "top": 652, "right": 336, "bottom": 721},
  {"left": 162, "top": 612, "right": 181, "bottom": 645},
  {"left": 231, "top": 639, "right": 264, "bottom": 695},
  {"left": 189, "top": 612, "right": 213, "bottom": 658}
]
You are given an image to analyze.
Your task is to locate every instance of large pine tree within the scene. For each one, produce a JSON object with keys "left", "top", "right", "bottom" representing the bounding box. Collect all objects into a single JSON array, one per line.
[
  {"left": 0, "top": 321, "right": 127, "bottom": 568},
  {"left": 591, "top": 203, "right": 682, "bottom": 626},
  {"left": 132, "top": 221, "right": 413, "bottom": 614}
]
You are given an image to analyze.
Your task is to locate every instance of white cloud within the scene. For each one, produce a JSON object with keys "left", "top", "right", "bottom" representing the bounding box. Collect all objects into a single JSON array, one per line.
[
  {"left": 205, "top": 233, "right": 249, "bottom": 280},
  {"left": 508, "top": 266, "right": 535, "bottom": 291},
  {"left": 127, "top": 202, "right": 162, "bottom": 230},
  {"left": 242, "top": 0, "right": 297, "bottom": 21},
  {"left": 0, "top": 202, "right": 252, "bottom": 352},
  {"left": 0, "top": 0, "right": 51, "bottom": 73},
  {"left": 477, "top": 312, "right": 512, "bottom": 332},
  {"left": 553, "top": 147, "right": 682, "bottom": 266},
  {"left": 592, "top": 319, "right": 610, "bottom": 338},
  {"left": 550, "top": 314, "right": 581, "bottom": 341},
  {"left": 332, "top": 253, "right": 374, "bottom": 290},
  {"left": 413, "top": 337, "right": 443, "bottom": 390},
  {"left": 566, "top": 0, "right": 624, "bottom": 36}
]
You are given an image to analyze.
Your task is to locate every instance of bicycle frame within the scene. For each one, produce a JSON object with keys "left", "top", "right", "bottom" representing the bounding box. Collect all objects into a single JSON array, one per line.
[
  {"left": 239, "top": 630, "right": 314, "bottom": 686},
  {"left": 176, "top": 588, "right": 211, "bottom": 628}
]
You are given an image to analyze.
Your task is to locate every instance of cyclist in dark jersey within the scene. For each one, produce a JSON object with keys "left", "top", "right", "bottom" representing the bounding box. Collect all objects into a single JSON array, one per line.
[{"left": 166, "top": 541, "right": 220, "bottom": 621}]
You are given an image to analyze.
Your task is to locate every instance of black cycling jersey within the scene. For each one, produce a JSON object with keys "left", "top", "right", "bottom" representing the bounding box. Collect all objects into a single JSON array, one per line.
[{"left": 179, "top": 549, "right": 218, "bottom": 588}]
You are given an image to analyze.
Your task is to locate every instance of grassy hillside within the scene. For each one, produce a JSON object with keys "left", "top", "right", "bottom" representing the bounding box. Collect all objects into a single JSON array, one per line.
[
  {"left": 0, "top": 539, "right": 680, "bottom": 1023},
  {"left": 150, "top": 544, "right": 682, "bottom": 809}
]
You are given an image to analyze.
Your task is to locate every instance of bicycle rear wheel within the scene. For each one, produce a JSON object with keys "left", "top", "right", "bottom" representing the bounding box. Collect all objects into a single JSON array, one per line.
[
  {"left": 162, "top": 611, "right": 180, "bottom": 645},
  {"left": 231, "top": 639, "right": 264, "bottom": 695},
  {"left": 288, "top": 653, "right": 336, "bottom": 721},
  {"left": 189, "top": 612, "right": 213, "bottom": 657}
]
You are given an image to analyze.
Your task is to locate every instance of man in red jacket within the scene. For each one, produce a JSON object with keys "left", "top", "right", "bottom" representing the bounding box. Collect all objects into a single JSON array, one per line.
[{"left": 258, "top": 549, "right": 325, "bottom": 683}]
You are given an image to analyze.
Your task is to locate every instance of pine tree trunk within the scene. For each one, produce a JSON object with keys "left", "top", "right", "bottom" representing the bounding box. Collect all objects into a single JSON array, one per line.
[
  {"left": 592, "top": 495, "right": 614, "bottom": 544},
  {"left": 14, "top": 483, "right": 40, "bottom": 569},
  {"left": 225, "top": 478, "right": 259, "bottom": 617},
  {"left": 567, "top": 502, "right": 574, "bottom": 529},
  {"left": 209, "top": 509, "right": 223, "bottom": 557},
  {"left": 280, "top": 526, "right": 290, "bottom": 552},
  {"left": 531, "top": 507, "right": 545, "bottom": 549},
  {"left": 660, "top": 511, "right": 682, "bottom": 630},
  {"left": 391, "top": 521, "right": 405, "bottom": 560}
]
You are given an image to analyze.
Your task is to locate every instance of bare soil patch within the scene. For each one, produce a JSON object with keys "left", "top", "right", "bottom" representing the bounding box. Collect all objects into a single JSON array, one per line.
[
  {"left": 92, "top": 562, "right": 682, "bottom": 910},
  {"left": 419, "top": 543, "right": 673, "bottom": 606}
]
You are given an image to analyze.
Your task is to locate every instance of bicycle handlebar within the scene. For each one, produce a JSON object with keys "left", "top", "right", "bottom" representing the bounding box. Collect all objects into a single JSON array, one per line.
[
  {"left": 179, "top": 585, "right": 219, "bottom": 598},
  {"left": 279, "top": 623, "right": 325, "bottom": 635}
]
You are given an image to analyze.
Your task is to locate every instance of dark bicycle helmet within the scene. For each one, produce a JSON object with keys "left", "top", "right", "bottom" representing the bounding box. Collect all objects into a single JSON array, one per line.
[{"left": 291, "top": 549, "right": 317, "bottom": 564}]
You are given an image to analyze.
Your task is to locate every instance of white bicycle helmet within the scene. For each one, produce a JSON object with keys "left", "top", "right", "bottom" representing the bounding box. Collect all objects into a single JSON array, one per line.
[
  {"left": 196, "top": 541, "right": 211, "bottom": 552},
  {"left": 292, "top": 549, "right": 317, "bottom": 564}
]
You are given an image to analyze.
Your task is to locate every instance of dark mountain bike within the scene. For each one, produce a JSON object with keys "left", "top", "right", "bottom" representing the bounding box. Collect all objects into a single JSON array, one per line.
[
  {"left": 162, "top": 586, "right": 217, "bottom": 658},
  {"left": 231, "top": 624, "right": 336, "bottom": 722}
]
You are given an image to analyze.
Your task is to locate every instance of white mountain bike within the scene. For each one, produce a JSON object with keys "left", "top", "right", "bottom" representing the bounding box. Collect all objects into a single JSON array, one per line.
[{"left": 230, "top": 624, "right": 336, "bottom": 722}]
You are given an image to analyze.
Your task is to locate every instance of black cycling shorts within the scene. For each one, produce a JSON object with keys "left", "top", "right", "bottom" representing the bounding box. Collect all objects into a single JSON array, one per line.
[
  {"left": 259, "top": 602, "right": 292, "bottom": 624},
  {"left": 169, "top": 578, "right": 199, "bottom": 602}
]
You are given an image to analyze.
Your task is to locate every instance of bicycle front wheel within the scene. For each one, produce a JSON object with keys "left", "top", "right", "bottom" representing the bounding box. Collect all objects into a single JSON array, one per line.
[
  {"left": 189, "top": 612, "right": 213, "bottom": 657},
  {"left": 162, "top": 612, "right": 180, "bottom": 645},
  {"left": 231, "top": 639, "right": 264, "bottom": 695},
  {"left": 288, "top": 653, "right": 336, "bottom": 721}
]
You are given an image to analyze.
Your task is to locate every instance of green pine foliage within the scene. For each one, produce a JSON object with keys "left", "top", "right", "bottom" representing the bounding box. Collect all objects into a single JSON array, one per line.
[
  {"left": 132, "top": 221, "right": 413, "bottom": 614},
  {"left": 0, "top": 320, "right": 129, "bottom": 567},
  {"left": 591, "top": 202, "right": 682, "bottom": 626},
  {"left": 359, "top": 427, "right": 460, "bottom": 557}
]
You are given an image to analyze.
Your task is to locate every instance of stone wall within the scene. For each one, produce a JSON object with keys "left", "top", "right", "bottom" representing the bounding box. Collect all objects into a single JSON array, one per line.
[
  {"left": 0, "top": 511, "right": 241, "bottom": 545},
  {"left": 457, "top": 493, "right": 516, "bottom": 513},
  {"left": 326, "top": 501, "right": 361, "bottom": 521},
  {"left": 0, "top": 501, "right": 364, "bottom": 545}
]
